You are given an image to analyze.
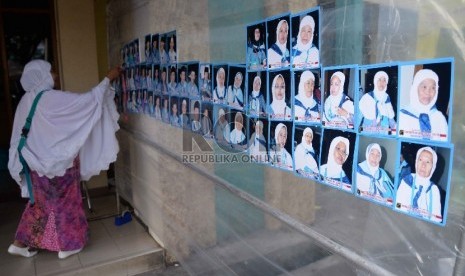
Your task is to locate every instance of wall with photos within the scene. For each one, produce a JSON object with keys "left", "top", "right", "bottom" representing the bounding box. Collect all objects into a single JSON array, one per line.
[{"left": 109, "top": 0, "right": 465, "bottom": 275}]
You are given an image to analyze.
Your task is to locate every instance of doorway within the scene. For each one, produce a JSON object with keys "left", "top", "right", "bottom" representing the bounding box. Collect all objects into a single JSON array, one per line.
[{"left": 0, "top": 0, "right": 58, "bottom": 201}]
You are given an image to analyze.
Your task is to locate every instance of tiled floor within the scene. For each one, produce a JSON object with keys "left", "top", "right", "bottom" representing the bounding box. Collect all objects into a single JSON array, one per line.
[{"left": 0, "top": 191, "right": 163, "bottom": 276}]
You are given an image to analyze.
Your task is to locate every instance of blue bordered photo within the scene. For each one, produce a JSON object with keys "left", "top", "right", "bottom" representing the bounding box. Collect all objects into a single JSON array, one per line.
[
  {"left": 143, "top": 34, "right": 151, "bottom": 64},
  {"left": 246, "top": 20, "right": 267, "bottom": 71},
  {"left": 176, "top": 63, "right": 189, "bottom": 97},
  {"left": 290, "top": 7, "right": 320, "bottom": 69},
  {"left": 319, "top": 128, "right": 357, "bottom": 193},
  {"left": 159, "top": 33, "right": 169, "bottom": 65},
  {"left": 179, "top": 97, "right": 190, "bottom": 130},
  {"left": 201, "top": 101, "right": 214, "bottom": 139},
  {"left": 146, "top": 90, "right": 154, "bottom": 116},
  {"left": 293, "top": 124, "right": 322, "bottom": 181},
  {"left": 167, "top": 65, "right": 177, "bottom": 96},
  {"left": 246, "top": 70, "right": 267, "bottom": 118},
  {"left": 153, "top": 93, "right": 162, "bottom": 120},
  {"left": 161, "top": 95, "right": 170, "bottom": 123},
  {"left": 229, "top": 110, "right": 248, "bottom": 152},
  {"left": 126, "top": 90, "right": 136, "bottom": 114},
  {"left": 150, "top": 33, "right": 160, "bottom": 64},
  {"left": 190, "top": 99, "right": 202, "bottom": 133},
  {"left": 247, "top": 117, "right": 269, "bottom": 164},
  {"left": 321, "top": 65, "right": 358, "bottom": 130},
  {"left": 165, "top": 30, "right": 177, "bottom": 66},
  {"left": 266, "top": 12, "right": 291, "bottom": 69},
  {"left": 268, "top": 68, "right": 292, "bottom": 121},
  {"left": 186, "top": 62, "right": 200, "bottom": 99},
  {"left": 140, "top": 89, "right": 149, "bottom": 114},
  {"left": 140, "top": 65, "right": 149, "bottom": 91},
  {"left": 227, "top": 64, "right": 246, "bottom": 110},
  {"left": 398, "top": 58, "right": 453, "bottom": 143},
  {"left": 146, "top": 65, "right": 154, "bottom": 92},
  {"left": 120, "top": 44, "right": 127, "bottom": 67},
  {"left": 293, "top": 68, "right": 322, "bottom": 123},
  {"left": 152, "top": 64, "right": 161, "bottom": 94},
  {"left": 132, "top": 39, "right": 140, "bottom": 66},
  {"left": 393, "top": 140, "right": 453, "bottom": 226},
  {"left": 212, "top": 63, "right": 229, "bottom": 105},
  {"left": 357, "top": 63, "right": 399, "bottom": 136},
  {"left": 199, "top": 63, "right": 212, "bottom": 101},
  {"left": 169, "top": 96, "right": 180, "bottom": 127},
  {"left": 159, "top": 66, "right": 169, "bottom": 96},
  {"left": 213, "top": 105, "right": 231, "bottom": 148},
  {"left": 354, "top": 135, "right": 397, "bottom": 206},
  {"left": 269, "top": 120, "right": 294, "bottom": 171}
]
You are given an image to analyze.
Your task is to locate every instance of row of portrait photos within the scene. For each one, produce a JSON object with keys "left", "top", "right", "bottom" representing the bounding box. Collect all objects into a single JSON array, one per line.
[
  {"left": 113, "top": 57, "right": 455, "bottom": 226},
  {"left": 115, "top": 58, "right": 454, "bottom": 144},
  {"left": 120, "top": 6, "right": 321, "bottom": 71},
  {"left": 120, "top": 30, "right": 178, "bottom": 68}
]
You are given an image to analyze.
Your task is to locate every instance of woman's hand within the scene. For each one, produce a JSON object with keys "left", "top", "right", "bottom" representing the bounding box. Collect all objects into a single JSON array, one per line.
[{"left": 106, "top": 66, "right": 122, "bottom": 82}]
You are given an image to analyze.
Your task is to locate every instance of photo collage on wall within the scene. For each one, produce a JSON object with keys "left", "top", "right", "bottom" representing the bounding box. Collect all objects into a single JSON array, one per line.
[{"left": 113, "top": 6, "right": 455, "bottom": 226}]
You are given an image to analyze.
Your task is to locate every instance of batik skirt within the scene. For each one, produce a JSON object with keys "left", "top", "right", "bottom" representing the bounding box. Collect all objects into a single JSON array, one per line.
[{"left": 15, "top": 158, "right": 88, "bottom": 251}]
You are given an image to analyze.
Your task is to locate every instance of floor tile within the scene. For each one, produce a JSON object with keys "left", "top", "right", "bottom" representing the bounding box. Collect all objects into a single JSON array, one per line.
[
  {"left": 102, "top": 216, "right": 146, "bottom": 239},
  {"left": 78, "top": 236, "right": 125, "bottom": 267},
  {"left": 113, "top": 231, "right": 161, "bottom": 256},
  {"left": 35, "top": 250, "right": 82, "bottom": 276},
  {"left": 0, "top": 258, "right": 36, "bottom": 276}
]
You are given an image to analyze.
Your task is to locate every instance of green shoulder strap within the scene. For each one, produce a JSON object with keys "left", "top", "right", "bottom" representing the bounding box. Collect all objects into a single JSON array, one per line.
[{"left": 17, "top": 90, "right": 47, "bottom": 205}]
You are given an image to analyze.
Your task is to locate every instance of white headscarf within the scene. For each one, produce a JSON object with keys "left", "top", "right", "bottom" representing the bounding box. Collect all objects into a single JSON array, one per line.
[
  {"left": 359, "top": 70, "right": 394, "bottom": 120},
  {"left": 365, "top": 143, "right": 381, "bottom": 174},
  {"left": 252, "top": 76, "right": 261, "bottom": 97},
  {"left": 373, "top": 71, "right": 389, "bottom": 100},
  {"left": 296, "top": 70, "right": 316, "bottom": 107},
  {"left": 274, "top": 123, "right": 287, "bottom": 149},
  {"left": 409, "top": 69, "right": 439, "bottom": 114},
  {"left": 415, "top": 146, "right": 437, "bottom": 183},
  {"left": 327, "top": 71, "right": 345, "bottom": 103},
  {"left": 20, "top": 59, "right": 55, "bottom": 94},
  {"left": 270, "top": 74, "right": 287, "bottom": 114},
  {"left": 275, "top": 20, "right": 288, "bottom": 56},
  {"left": 234, "top": 72, "right": 243, "bottom": 89},
  {"left": 8, "top": 60, "right": 119, "bottom": 192},
  {"left": 325, "top": 136, "right": 349, "bottom": 176},
  {"left": 301, "top": 127, "right": 314, "bottom": 151},
  {"left": 295, "top": 15, "right": 315, "bottom": 52},
  {"left": 216, "top": 67, "right": 226, "bottom": 89}
]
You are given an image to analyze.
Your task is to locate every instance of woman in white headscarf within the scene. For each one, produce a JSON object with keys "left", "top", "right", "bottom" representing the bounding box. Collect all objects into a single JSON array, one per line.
[
  {"left": 294, "top": 70, "right": 320, "bottom": 122},
  {"left": 395, "top": 147, "right": 442, "bottom": 223},
  {"left": 248, "top": 75, "right": 266, "bottom": 116},
  {"left": 247, "top": 26, "right": 266, "bottom": 69},
  {"left": 191, "top": 103, "right": 201, "bottom": 132},
  {"left": 294, "top": 127, "right": 319, "bottom": 177},
  {"left": 267, "top": 19, "right": 290, "bottom": 68},
  {"left": 201, "top": 107, "right": 213, "bottom": 137},
  {"left": 292, "top": 15, "right": 319, "bottom": 68},
  {"left": 8, "top": 60, "right": 121, "bottom": 259},
  {"left": 270, "top": 123, "right": 293, "bottom": 170},
  {"left": 356, "top": 143, "right": 394, "bottom": 200},
  {"left": 359, "top": 71, "right": 396, "bottom": 134},
  {"left": 399, "top": 69, "right": 448, "bottom": 141},
  {"left": 248, "top": 120, "right": 268, "bottom": 162},
  {"left": 227, "top": 72, "right": 244, "bottom": 109},
  {"left": 268, "top": 74, "right": 291, "bottom": 120},
  {"left": 319, "top": 136, "right": 351, "bottom": 186},
  {"left": 213, "top": 67, "right": 227, "bottom": 104},
  {"left": 229, "top": 112, "right": 246, "bottom": 145},
  {"left": 154, "top": 96, "right": 162, "bottom": 120},
  {"left": 323, "top": 71, "right": 354, "bottom": 127}
]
